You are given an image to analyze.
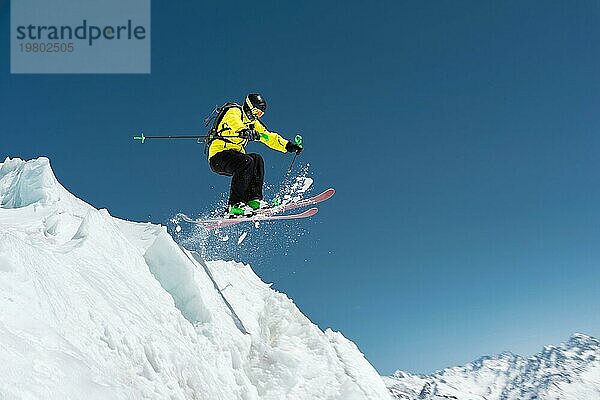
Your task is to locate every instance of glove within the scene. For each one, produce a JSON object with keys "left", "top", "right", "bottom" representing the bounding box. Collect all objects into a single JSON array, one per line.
[
  {"left": 286, "top": 141, "right": 303, "bottom": 154},
  {"left": 240, "top": 129, "right": 260, "bottom": 141}
]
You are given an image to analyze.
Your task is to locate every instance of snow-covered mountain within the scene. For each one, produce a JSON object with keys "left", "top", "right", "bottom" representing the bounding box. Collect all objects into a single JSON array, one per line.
[
  {"left": 0, "top": 157, "right": 391, "bottom": 399},
  {"left": 384, "top": 333, "right": 600, "bottom": 400}
]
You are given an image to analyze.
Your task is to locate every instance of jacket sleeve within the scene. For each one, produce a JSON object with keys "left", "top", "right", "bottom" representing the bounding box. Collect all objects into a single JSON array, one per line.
[{"left": 254, "top": 120, "right": 289, "bottom": 153}]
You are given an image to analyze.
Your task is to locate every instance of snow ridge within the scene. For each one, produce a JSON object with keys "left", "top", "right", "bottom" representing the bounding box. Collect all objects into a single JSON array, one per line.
[
  {"left": 0, "top": 157, "right": 79, "bottom": 209},
  {"left": 384, "top": 334, "right": 600, "bottom": 400},
  {"left": 0, "top": 157, "right": 390, "bottom": 399}
]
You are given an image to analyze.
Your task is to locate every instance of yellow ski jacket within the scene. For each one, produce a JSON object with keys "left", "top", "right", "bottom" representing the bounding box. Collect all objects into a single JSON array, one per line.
[{"left": 208, "top": 106, "right": 289, "bottom": 160}]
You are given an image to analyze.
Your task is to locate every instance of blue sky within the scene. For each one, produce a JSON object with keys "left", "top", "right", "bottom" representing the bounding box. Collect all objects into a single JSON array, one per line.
[{"left": 1, "top": 1, "right": 600, "bottom": 374}]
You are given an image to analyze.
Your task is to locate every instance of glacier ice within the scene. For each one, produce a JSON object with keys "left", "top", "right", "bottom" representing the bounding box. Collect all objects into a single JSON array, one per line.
[{"left": 0, "top": 157, "right": 390, "bottom": 400}]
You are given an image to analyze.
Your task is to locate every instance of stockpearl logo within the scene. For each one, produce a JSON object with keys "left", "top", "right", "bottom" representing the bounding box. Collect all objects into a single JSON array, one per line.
[{"left": 11, "top": 0, "right": 151, "bottom": 74}]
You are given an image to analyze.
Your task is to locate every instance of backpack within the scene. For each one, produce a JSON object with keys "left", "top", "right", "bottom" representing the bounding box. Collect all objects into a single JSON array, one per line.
[{"left": 203, "top": 102, "right": 243, "bottom": 155}]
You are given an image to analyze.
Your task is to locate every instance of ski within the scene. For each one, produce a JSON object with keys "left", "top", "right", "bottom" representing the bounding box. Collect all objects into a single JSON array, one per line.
[
  {"left": 185, "top": 207, "right": 319, "bottom": 229},
  {"left": 178, "top": 188, "right": 333, "bottom": 229},
  {"left": 258, "top": 188, "right": 335, "bottom": 216}
]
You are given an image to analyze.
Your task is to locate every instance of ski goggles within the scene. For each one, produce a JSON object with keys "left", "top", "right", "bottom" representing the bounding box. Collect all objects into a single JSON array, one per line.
[{"left": 251, "top": 107, "right": 264, "bottom": 118}]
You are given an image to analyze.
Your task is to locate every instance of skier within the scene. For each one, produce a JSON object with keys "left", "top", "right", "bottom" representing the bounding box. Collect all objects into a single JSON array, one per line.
[{"left": 207, "top": 93, "right": 304, "bottom": 217}]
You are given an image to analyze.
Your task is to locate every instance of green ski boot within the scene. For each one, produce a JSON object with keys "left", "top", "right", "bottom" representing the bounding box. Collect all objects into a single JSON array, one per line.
[
  {"left": 247, "top": 199, "right": 270, "bottom": 211},
  {"left": 227, "top": 203, "right": 254, "bottom": 217}
]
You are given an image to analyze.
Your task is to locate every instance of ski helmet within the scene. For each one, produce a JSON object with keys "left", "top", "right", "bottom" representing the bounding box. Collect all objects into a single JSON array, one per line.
[{"left": 243, "top": 93, "right": 267, "bottom": 120}]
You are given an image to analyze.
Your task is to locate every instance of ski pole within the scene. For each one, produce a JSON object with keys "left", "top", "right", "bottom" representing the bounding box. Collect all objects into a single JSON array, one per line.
[
  {"left": 133, "top": 132, "right": 239, "bottom": 144},
  {"left": 287, "top": 153, "right": 298, "bottom": 174},
  {"left": 286, "top": 135, "right": 303, "bottom": 174},
  {"left": 273, "top": 135, "right": 303, "bottom": 205}
]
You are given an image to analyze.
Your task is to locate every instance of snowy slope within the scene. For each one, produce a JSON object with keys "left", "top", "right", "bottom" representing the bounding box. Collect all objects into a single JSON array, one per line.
[
  {"left": 0, "top": 157, "right": 391, "bottom": 400},
  {"left": 384, "top": 334, "right": 600, "bottom": 400}
]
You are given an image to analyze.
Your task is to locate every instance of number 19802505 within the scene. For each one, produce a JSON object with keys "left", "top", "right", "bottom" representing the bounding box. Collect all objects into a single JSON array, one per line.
[{"left": 19, "top": 42, "right": 74, "bottom": 52}]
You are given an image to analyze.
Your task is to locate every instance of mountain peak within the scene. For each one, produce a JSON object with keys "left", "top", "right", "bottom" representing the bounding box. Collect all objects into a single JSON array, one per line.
[
  {"left": 386, "top": 334, "right": 600, "bottom": 400},
  {"left": 566, "top": 333, "right": 599, "bottom": 348}
]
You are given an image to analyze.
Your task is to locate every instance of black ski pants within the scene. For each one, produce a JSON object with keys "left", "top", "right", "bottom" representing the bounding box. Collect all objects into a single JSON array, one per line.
[{"left": 210, "top": 150, "right": 264, "bottom": 205}]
